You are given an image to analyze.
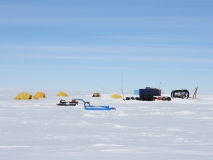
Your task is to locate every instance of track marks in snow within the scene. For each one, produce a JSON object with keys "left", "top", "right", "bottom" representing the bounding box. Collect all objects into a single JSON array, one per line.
[
  {"left": 133, "top": 132, "right": 168, "bottom": 138},
  {"left": 114, "top": 125, "right": 126, "bottom": 128},
  {"left": 79, "top": 121, "right": 90, "bottom": 125},
  {"left": 83, "top": 113, "right": 107, "bottom": 118},
  {"left": 91, "top": 144, "right": 122, "bottom": 147},
  {"left": 174, "top": 111, "right": 195, "bottom": 115},
  {"left": 118, "top": 112, "right": 129, "bottom": 116},
  {"left": 91, "top": 144, "right": 135, "bottom": 153},
  {"left": 197, "top": 116, "right": 213, "bottom": 119},
  {"left": 167, "top": 128, "right": 183, "bottom": 132},
  {"left": 146, "top": 112, "right": 167, "bottom": 115},
  {"left": 0, "top": 145, "right": 30, "bottom": 149},
  {"left": 101, "top": 148, "right": 135, "bottom": 152}
]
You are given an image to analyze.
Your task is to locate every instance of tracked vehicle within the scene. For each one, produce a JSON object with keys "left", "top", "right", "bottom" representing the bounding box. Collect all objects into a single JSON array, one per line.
[{"left": 171, "top": 89, "right": 189, "bottom": 99}]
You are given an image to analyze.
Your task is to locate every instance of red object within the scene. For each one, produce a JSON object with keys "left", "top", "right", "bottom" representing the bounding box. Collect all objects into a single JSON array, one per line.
[{"left": 157, "top": 97, "right": 162, "bottom": 100}]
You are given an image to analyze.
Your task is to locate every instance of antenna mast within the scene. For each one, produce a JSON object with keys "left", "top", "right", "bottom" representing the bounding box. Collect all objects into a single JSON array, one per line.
[
  {"left": 192, "top": 86, "right": 198, "bottom": 99},
  {"left": 121, "top": 70, "right": 125, "bottom": 100}
]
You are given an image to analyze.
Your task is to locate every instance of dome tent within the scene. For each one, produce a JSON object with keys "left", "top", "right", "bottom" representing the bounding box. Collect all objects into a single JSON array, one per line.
[
  {"left": 14, "top": 92, "right": 32, "bottom": 100},
  {"left": 33, "top": 92, "right": 46, "bottom": 100},
  {"left": 111, "top": 94, "right": 122, "bottom": 99},
  {"left": 92, "top": 92, "right": 101, "bottom": 97},
  {"left": 57, "top": 92, "right": 68, "bottom": 97}
]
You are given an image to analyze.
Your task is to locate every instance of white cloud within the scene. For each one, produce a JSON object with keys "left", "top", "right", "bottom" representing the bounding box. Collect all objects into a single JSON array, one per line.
[
  {"left": 0, "top": 16, "right": 212, "bottom": 29},
  {"left": 1, "top": 64, "right": 213, "bottom": 71},
  {"left": 1, "top": 44, "right": 213, "bottom": 64},
  {"left": 1, "top": 44, "right": 213, "bottom": 54}
]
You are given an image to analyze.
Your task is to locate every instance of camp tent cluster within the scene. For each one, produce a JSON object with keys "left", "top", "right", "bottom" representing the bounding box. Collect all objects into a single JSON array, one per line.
[
  {"left": 14, "top": 92, "right": 46, "bottom": 100},
  {"left": 14, "top": 92, "right": 123, "bottom": 100},
  {"left": 14, "top": 91, "right": 69, "bottom": 100}
]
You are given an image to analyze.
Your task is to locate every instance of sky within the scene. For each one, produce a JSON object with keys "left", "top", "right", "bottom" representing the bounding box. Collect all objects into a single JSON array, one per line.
[{"left": 0, "top": 0, "right": 213, "bottom": 94}]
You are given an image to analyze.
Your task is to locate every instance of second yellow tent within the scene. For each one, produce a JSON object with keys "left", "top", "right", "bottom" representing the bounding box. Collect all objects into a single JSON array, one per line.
[
  {"left": 57, "top": 92, "right": 68, "bottom": 97},
  {"left": 34, "top": 92, "right": 46, "bottom": 100}
]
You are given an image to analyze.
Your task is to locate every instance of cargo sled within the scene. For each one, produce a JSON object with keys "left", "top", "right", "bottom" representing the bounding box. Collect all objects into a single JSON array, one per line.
[{"left": 77, "top": 99, "right": 116, "bottom": 110}]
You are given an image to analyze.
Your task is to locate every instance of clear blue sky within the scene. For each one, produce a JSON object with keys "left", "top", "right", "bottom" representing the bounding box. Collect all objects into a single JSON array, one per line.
[{"left": 0, "top": 0, "right": 213, "bottom": 94}]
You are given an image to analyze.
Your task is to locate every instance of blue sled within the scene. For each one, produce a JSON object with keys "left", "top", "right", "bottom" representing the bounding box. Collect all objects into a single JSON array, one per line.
[{"left": 77, "top": 99, "right": 116, "bottom": 110}]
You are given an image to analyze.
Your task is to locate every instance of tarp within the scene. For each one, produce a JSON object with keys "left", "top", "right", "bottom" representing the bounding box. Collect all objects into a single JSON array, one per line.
[
  {"left": 134, "top": 90, "right": 139, "bottom": 95},
  {"left": 111, "top": 94, "right": 122, "bottom": 99},
  {"left": 33, "top": 92, "right": 45, "bottom": 100},
  {"left": 92, "top": 92, "right": 101, "bottom": 97},
  {"left": 14, "top": 92, "right": 32, "bottom": 100},
  {"left": 57, "top": 92, "right": 68, "bottom": 97}
]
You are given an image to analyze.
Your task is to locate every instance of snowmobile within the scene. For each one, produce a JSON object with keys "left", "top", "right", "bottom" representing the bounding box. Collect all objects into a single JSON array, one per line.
[{"left": 56, "top": 99, "right": 78, "bottom": 106}]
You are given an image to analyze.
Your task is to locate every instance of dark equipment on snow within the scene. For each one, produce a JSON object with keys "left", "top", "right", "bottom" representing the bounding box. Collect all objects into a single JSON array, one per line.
[
  {"left": 139, "top": 87, "right": 161, "bottom": 96},
  {"left": 140, "top": 94, "right": 155, "bottom": 101},
  {"left": 138, "top": 87, "right": 161, "bottom": 101},
  {"left": 126, "top": 97, "right": 130, "bottom": 100},
  {"left": 135, "top": 97, "right": 140, "bottom": 100},
  {"left": 125, "top": 87, "right": 171, "bottom": 102},
  {"left": 171, "top": 90, "right": 189, "bottom": 99},
  {"left": 131, "top": 97, "right": 135, "bottom": 100}
]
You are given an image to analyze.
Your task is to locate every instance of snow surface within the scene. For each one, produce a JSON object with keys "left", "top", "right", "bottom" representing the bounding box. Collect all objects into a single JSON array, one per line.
[{"left": 0, "top": 90, "right": 213, "bottom": 160}]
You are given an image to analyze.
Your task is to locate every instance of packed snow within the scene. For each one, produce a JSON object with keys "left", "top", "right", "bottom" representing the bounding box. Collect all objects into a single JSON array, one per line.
[{"left": 0, "top": 90, "right": 213, "bottom": 159}]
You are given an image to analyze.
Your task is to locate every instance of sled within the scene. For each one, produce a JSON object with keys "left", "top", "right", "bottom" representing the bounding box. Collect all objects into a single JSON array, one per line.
[{"left": 77, "top": 99, "right": 116, "bottom": 110}]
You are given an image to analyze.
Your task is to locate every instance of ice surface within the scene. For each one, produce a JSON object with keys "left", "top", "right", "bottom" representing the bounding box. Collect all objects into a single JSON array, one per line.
[{"left": 0, "top": 90, "right": 213, "bottom": 159}]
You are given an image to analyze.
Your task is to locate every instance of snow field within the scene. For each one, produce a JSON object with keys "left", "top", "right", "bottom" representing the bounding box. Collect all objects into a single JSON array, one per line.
[{"left": 0, "top": 90, "right": 213, "bottom": 159}]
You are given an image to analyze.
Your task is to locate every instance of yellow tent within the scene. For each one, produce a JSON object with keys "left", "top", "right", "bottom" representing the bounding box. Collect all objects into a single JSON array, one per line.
[
  {"left": 111, "top": 94, "right": 122, "bottom": 99},
  {"left": 92, "top": 92, "right": 101, "bottom": 97},
  {"left": 14, "top": 92, "right": 32, "bottom": 100},
  {"left": 57, "top": 92, "right": 68, "bottom": 97},
  {"left": 33, "top": 92, "right": 45, "bottom": 100}
]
